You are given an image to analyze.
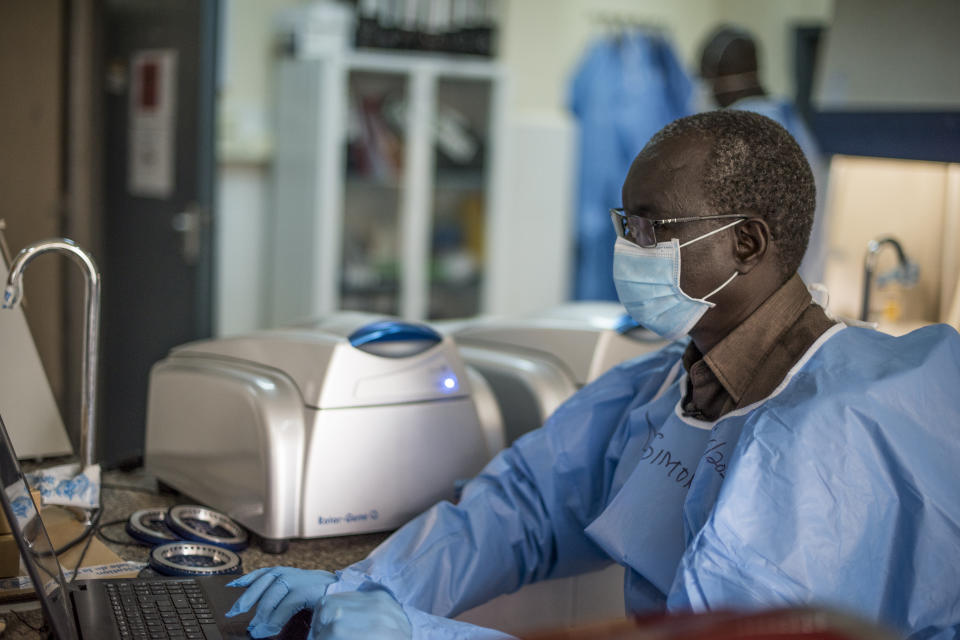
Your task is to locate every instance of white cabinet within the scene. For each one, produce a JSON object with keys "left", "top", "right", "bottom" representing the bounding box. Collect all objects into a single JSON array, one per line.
[{"left": 271, "top": 49, "right": 505, "bottom": 325}]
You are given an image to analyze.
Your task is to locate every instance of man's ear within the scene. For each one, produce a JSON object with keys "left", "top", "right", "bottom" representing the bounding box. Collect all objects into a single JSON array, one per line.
[{"left": 733, "top": 217, "right": 769, "bottom": 272}]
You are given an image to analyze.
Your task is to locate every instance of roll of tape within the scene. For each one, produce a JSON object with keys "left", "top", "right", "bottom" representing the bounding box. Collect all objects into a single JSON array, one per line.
[
  {"left": 165, "top": 505, "right": 248, "bottom": 551},
  {"left": 149, "top": 542, "right": 242, "bottom": 577},
  {"left": 126, "top": 508, "right": 180, "bottom": 546}
]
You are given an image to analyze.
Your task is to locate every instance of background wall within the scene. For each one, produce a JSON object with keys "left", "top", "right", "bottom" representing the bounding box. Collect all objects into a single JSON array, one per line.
[
  {"left": 0, "top": 1, "right": 66, "bottom": 407},
  {"left": 214, "top": 0, "right": 837, "bottom": 334},
  {"left": 219, "top": 0, "right": 295, "bottom": 161},
  {"left": 215, "top": 0, "right": 295, "bottom": 335},
  {"left": 814, "top": 0, "right": 960, "bottom": 109},
  {"left": 217, "top": 0, "right": 837, "bottom": 143},
  {"left": 498, "top": 0, "right": 834, "bottom": 115}
]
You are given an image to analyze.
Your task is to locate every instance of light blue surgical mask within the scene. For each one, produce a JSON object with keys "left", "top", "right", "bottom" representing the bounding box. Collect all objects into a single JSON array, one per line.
[{"left": 612, "top": 220, "right": 742, "bottom": 340}]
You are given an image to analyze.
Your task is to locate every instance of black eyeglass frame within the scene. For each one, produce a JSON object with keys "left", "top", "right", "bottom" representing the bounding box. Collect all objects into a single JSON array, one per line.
[{"left": 610, "top": 208, "right": 748, "bottom": 248}]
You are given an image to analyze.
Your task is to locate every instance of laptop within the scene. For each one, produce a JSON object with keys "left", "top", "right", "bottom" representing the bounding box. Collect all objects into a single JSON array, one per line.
[{"left": 0, "top": 412, "right": 287, "bottom": 640}]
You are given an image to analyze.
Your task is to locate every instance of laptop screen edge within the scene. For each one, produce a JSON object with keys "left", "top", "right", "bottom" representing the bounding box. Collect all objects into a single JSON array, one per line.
[{"left": 0, "top": 413, "right": 81, "bottom": 639}]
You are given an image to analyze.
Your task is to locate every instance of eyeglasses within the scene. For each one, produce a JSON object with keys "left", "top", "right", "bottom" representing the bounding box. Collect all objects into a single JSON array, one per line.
[{"left": 610, "top": 208, "right": 747, "bottom": 248}]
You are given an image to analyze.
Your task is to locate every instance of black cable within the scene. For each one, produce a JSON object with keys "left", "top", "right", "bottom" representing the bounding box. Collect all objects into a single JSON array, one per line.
[
  {"left": 97, "top": 517, "right": 144, "bottom": 547},
  {"left": 31, "top": 507, "right": 101, "bottom": 558},
  {"left": 51, "top": 523, "right": 93, "bottom": 556},
  {"left": 54, "top": 507, "right": 100, "bottom": 556}
]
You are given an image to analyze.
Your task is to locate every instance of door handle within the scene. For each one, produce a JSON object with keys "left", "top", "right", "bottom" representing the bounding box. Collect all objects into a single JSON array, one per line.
[{"left": 171, "top": 205, "right": 206, "bottom": 266}]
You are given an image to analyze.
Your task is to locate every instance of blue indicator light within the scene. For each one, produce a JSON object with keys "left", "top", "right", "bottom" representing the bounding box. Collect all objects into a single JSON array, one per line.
[{"left": 441, "top": 375, "right": 458, "bottom": 392}]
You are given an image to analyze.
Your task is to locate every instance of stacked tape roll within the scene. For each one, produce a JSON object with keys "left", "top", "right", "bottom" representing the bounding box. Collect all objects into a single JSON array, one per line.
[
  {"left": 149, "top": 542, "right": 242, "bottom": 577},
  {"left": 125, "top": 508, "right": 180, "bottom": 546},
  {"left": 165, "top": 505, "right": 249, "bottom": 551},
  {"left": 124, "top": 504, "right": 248, "bottom": 552}
]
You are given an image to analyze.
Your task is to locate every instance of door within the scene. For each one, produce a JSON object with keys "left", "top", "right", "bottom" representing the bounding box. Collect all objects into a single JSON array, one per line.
[{"left": 100, "top": 0, "right": 217, "bottom": 467}]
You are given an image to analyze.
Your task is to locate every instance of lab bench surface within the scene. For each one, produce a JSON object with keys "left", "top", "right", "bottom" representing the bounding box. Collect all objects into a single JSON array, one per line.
[{"left": 1, "top": 468, "right": 391, "bottom": 639}]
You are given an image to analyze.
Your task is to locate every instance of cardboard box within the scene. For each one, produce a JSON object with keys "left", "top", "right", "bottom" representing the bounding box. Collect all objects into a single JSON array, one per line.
[
  {"left": 0, "top": 505, "right": 142, "bottom": 601},
  {"left": 0, "top": 533, "right": 18, "bottom": 578},
  {"left": 0, "top": 488, "right": 42, "bottom": 535}
]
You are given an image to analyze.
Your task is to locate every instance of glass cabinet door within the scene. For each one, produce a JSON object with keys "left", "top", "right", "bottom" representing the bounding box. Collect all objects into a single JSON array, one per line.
[
  {"left": 428, "top": 76, "right": 492, "bottom": 320},
  {"left": 271, "top": 53, "right": 501, "bottom": 326},
  {"left": 340, "top": 70, "right": 407, "bottom": 316}
]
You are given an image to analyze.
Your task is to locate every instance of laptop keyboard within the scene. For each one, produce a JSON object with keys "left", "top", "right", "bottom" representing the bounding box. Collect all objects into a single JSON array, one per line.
[{"left": 106, "top": 580, "right": 218, "bottom": 640}]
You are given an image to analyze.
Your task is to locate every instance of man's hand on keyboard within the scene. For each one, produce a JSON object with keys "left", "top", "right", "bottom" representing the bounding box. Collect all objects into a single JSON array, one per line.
[{"left": 226, "top": 567, "right": 337, "bottom": 638}]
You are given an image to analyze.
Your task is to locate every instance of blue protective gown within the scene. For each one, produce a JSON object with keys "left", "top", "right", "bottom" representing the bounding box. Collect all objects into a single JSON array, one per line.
[
  {"left": 569, "top": 32, "right": 693, "bottom": 301},
  {"left": 330, "top": 323, "right": 960, "bottom": 639},
  {"left": 727, "top": 97, "right": 830, "bottom": 284}
]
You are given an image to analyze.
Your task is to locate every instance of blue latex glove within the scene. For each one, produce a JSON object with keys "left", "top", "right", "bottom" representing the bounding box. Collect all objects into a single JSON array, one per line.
[
  {"left": 226, "top": 567, "right": 338, "bottom": 638},
  {"left": 310, "top": 588, "right": 412, "bottom": 640}
]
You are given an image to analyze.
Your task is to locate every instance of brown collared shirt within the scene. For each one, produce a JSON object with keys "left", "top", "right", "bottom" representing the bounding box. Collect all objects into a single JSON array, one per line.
[{"left": 681, "top": 274, "right": 837, "bottom": 421}]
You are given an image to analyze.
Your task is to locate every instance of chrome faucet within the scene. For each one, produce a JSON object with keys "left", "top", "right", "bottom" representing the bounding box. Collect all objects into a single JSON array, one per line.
[
  {"left": 860, "top": 237, "right": 919, "bottom": 322},
  {"left": 3, "top": 239, "right": 101, "bottom": 470}
]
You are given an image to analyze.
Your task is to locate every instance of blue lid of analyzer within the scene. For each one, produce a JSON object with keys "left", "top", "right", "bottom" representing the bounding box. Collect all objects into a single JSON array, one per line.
[{"left": 348, "top": 320, "right": 443, "bottom": 357}]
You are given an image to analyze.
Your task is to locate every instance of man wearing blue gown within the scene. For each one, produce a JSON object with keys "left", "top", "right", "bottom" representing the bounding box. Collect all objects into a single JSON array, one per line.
[{"left": 227, "top": 110, "right": 960, "bottom": 639}]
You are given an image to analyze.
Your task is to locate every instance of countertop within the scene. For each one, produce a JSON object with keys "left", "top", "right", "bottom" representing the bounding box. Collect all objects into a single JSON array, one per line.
[{"left": 1, "top": 468, "right": 391, "bottom": 639}]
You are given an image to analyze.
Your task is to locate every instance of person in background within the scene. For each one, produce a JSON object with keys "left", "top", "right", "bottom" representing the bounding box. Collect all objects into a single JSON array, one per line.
[
  {"left": 227, "top": 110, "right": 960, "bottom": 640},
  {"left": 699, "top": 25, "right": 830, "bottom": 285}
]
